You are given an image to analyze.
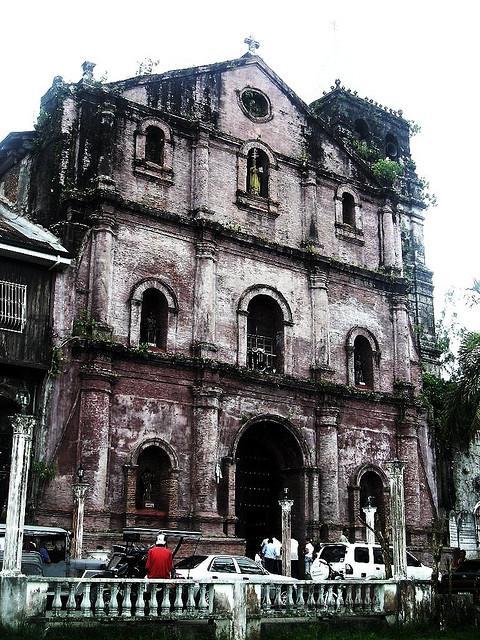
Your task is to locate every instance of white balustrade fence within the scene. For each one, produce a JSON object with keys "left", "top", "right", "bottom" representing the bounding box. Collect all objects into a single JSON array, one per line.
[{"left": 1, "top": 576, "right": 434, "bottom": 639}]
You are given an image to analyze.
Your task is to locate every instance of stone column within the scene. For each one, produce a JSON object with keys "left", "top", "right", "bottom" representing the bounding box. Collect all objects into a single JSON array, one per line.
[
  {"left": 0, "top": 415, "right": 35, "bottom": 576},
  {"left": 78, "top": 364, "right": 116, "bottom": 518},
  {"left": 386, "top": 459, "right": 407, "bottom": 579},
  {"left": 279, "top": 490, "right": 294, "bottom": 577},
  {"left": 392, "top": 294, "right": 411, "bottom": 383},
  {"left": 316, "top": 407, "right": 340, "bottom": 535},
  {"left": 302, "top": 168, "right": 318, "bottom": 242},
  {"left": 90, "top": 209, "right": 117, "bottom": 329},
  {"left": 192, "top": 386, "right": 223, "bottom": 532},
  {"left": 393, "top": 211, "right": 403, "bottom": 274},
  {"left": 192, "top": 238, "right": 217, "bottom": 358},
  {"left": 362, "top": 503, "right": 377, "bottom": 544},
  {"left": 192, "top": 127, "right": 210, "bottom": 215},
  {"left": 71, "top": 483, "right": 89, "bottom": 559},
  {"left": 309, "top": 269, "right": 331, "bottom": 377},
  {"left": 381, "top": 203, "right": 396, "bottom": 269}
]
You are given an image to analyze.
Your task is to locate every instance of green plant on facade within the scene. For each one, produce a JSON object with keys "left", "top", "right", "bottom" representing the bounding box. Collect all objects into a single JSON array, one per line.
[
  {"left": 371, "top": 158, "right": 403, "bottom": 185},
  {"left": 73, "top": 309, "right": 100, "bottom": 338},
  {"left": 131, "top": 342, "right": 150, "bottom": 355},
  {"left": 31, "top": 459, "right": 56, "bottom": 482},
  {"left": 48, "top": 346, "right": 65, "bottom": 377},
  {"left": 351, "top": 139, "right": 381, "bottom": 163}
]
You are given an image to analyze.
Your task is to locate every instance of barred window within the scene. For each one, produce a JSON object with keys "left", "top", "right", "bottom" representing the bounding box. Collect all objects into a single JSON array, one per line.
[{"left": 0, "top": 281, "right": 27, "bottom": 332}]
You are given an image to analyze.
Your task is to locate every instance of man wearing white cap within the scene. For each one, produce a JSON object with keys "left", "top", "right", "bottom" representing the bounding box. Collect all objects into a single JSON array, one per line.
[{"left": 145, "top": 533, "right": 173, "bottom": 579}]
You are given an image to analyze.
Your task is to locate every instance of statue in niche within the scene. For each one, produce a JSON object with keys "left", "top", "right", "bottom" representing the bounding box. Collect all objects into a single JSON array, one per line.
[
  {"left": 143, "top": 312, "right": 158, "bottom": 346},
  {"left": 248, "top": 149, "right": 263, "bottom": 196},
  {"left": 141, "top": 469, "right": 155, "bottom": 506},
  {"left": 354, "top": 353, "right": 366, "bottom": 386}
]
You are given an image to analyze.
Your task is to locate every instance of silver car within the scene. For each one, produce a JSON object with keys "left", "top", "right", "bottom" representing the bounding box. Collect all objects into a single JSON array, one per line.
[{"left": 174, "top": 554, "right": 298, "bottom": 583}]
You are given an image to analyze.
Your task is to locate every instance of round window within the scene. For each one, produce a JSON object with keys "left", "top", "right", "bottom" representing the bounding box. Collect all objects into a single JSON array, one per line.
[{"left": 240, "top": 89, "right": 271, "bottom": 120}]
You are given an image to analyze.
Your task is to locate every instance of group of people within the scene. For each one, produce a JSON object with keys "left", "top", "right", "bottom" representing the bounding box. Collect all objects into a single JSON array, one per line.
[{"left": 259, "top": 536, "right": 315, "bottom": 578}]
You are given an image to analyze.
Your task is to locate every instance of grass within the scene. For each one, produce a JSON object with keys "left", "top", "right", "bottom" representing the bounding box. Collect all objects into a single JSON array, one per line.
[{"left": 1, "top": 624, "right": 478, "bottom": 640}]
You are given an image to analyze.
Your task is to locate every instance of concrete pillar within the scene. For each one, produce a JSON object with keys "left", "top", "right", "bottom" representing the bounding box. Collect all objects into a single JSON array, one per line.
[
  {"left": 316, "top": 407, "right": 340, "bottom": 528},
  {"left": 192, "top": 386, "right": 223, "bottom": 531},
  {"left": 279, "top": 490, "right": 294, "bottom": 576},
  {"left": 78, "top": 364, "right": 116, "bottom": 516},
  {"left": 90, "top": 209, "right": 116, "bottom": 328},
  {"left": 71, "top": 483, "right": 89, "bottom": 559},
  {"left": 363, "top": 504, "right": 377, "bottom": 544},
  {"left": 381, "top": 204, "right": 396, "bottom": 269},
  {"left": 386, "top": 459, "right": 407, "bottom": 579},
  {"left": 303, "top": 168, "right": 318, "bottom": 241},
  {"left": 0, "top": 415, "right": 35, "bottom": 576},
  {"left": 192, "top": 238, "right": 217, "bottom": 358},
  {"left": 192, "top": 127, "right": 210, "bottom": 215},
  {"left": 309, "top": 269, "right": 331, "bottom": 375},
  {"left": 392, "top": 295, "right": 411, "bottom": 383}
]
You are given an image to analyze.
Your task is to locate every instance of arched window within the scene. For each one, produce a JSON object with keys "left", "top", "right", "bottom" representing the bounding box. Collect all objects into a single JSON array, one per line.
[
  {"left": 354, "top": 335, "right": 374, "bottom": 388},
  {"left": 342, "top": 192, "right": 355, "bottom": 226},
  {"left": 139, "top": 288, "right": 168, "bottom": 349},
  {"left": 145, "top": 126, "right": 165, "bottom": 165},
  {"left": 354, "top": 118, "right": 370, "bottom": 142},
  {"left": 359, "top": 470, "right": 386, "bottom": 530},
  {"left": 247, "top": 148, "right": 269, "bottom": 198},
  {"left": 247, "top": 295, "right": 284, "bottom": 373},
  {"left": 135, "top": 445, "right": 172, "bottom": 514},
  {"left": 385, "top": 133, "right": 399, "bottom": 160}
]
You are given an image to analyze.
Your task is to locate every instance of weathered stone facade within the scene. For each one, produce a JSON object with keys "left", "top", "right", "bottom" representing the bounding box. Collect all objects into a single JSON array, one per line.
[{"left": 0, "top": 51, "right": 438, "bottom": 556}]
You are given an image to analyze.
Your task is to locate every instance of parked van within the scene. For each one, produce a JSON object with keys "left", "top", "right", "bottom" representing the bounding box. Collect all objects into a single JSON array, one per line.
[{"left": 310, "top": 542, "right": 432, "bottom": 581}]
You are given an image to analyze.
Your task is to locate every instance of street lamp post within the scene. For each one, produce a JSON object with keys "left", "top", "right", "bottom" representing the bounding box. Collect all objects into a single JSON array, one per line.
[
  {"left": 278, "top": 488, "right": 294, "bottom": 577},
  {"left": 71, "top": 466, "right": 89, "bottom": 559}
]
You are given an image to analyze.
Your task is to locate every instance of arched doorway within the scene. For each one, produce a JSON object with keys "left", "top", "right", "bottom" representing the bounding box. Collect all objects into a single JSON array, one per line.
[
  {"left": 135, "top": 445, "right": 172, "bottom": 518},
  {"left": 234, "top": 419, "right": 304, "bottom": 558}
]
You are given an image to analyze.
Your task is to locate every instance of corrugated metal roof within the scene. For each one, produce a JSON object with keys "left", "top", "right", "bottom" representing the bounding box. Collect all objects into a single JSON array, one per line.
[{"left": 0, "top": 198, "right": 68, "bottom": 257}]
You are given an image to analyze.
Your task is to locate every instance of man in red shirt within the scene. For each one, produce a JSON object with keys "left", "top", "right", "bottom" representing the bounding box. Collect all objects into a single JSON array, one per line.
[{"left": 145, "top": 534, "right": 173, "bottom": 578}]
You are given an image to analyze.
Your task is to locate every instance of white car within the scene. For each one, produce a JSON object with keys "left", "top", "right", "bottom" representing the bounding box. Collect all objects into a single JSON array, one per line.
[
  {"left": 174, "top": 554, "right": 298, "bottom": 583},
  {"left": 311, "top": 543, "right": 432, "bottom": 581}
]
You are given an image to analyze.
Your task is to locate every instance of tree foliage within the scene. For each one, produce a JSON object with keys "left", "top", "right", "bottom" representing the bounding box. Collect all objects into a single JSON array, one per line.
[{"left": 442, "top": 331, "right": 480, "bottom": 445}]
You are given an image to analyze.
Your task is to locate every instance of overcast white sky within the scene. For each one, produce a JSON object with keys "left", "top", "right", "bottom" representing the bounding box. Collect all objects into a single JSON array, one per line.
[{"left": 1, "top": 0, "right": 478, "bottom": 328}]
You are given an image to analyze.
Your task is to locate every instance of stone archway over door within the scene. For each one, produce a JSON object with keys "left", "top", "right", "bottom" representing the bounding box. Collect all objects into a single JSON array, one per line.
[{"left": 234, "top": 420, "right": 305, "bottom": 558}]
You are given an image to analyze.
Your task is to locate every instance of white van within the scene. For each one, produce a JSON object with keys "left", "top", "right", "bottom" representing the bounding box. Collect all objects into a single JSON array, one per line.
[{"left": 311, "top": 542, "right": 432, "bottom": 581}]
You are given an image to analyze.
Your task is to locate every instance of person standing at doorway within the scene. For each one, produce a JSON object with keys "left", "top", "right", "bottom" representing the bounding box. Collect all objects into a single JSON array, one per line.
[
  {"left": 145, "top": 534, "right": 173, "bottom": 579},
  {"left": 305, "top": 538, "right": 314, "bottom": 577},
  {"left": 290, "top": 537, "right": 299, "bottom": 578},
  {"left": 261, "top": 537, "right": 278, "bottom": 574}
]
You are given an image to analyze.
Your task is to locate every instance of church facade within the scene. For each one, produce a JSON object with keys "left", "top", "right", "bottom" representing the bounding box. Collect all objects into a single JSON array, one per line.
[{"left": 0, "top": 47, "right": 438, "bottom": 556}]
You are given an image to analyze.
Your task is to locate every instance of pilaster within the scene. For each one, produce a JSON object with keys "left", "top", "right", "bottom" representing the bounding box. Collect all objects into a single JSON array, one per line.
[
  {"left": 191, "top": 385, "right": 223, "bottom": 533},
  {"left": 89, "top": 207, "right": 117, "bottom": 330},
  {"left": 192, "top": 237, "right": 218, "bottom": 357},
  {"left": 316, "top": 406, "right": 340, "bottom": 528},
  {"left": 309, "top": 268, "right": 333, "bottom": 379}
]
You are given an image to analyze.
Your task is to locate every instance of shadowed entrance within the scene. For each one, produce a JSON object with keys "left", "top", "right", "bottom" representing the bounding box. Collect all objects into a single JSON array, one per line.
[{"left": 235, "top": 420, "right": 304, "bottom": 558}]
